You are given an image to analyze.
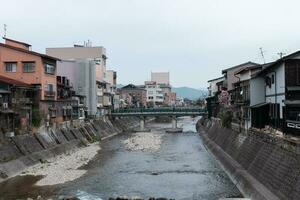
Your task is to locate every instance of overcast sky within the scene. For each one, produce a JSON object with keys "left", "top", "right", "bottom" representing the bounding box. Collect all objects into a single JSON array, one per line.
[{"left": 1, "top": 0, "right": 300, "bottom": 88}]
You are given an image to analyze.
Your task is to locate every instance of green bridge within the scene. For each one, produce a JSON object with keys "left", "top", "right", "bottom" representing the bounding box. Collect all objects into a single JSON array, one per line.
[
  {"left": 110, "top": 107, "right": 207, "bottom": 132},
  {"left": 110, "top": 107, "right": 206, "bottom": 117}
]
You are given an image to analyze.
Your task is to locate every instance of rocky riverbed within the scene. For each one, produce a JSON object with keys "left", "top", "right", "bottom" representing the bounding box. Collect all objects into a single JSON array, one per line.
[
  {"left": 123, "top": 132, "right": 163, "bottom": 152},
  {"left": 20, "top": 142, "right": 101, "bottom": 186}
]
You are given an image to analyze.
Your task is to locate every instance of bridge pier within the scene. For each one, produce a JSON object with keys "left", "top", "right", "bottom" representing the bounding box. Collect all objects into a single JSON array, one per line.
[
  {"left": 166, "top": 116, "right": 183, "bottom": 133},
  {"left": 135, "top": 116, "right": 150, "bottom": 132},
  {"left": 172, "top": 116, "right": 177, "bottom": 129}
]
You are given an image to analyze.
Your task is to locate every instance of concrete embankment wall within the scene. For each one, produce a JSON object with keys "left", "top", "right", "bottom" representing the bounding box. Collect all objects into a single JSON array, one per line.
[
  {"left": 197, "top": 118, "right": 300, "bottom": 200},
  {"left": 0, "top": 116, "right": 141, "bottom": 182}
]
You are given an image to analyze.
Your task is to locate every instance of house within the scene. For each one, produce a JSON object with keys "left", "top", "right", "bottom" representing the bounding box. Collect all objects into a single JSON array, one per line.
[
  {"left": 119, "top": 84, "right": 147, "bottom": 108},
  {"left": 222, "top": 61, "right": 260, "bottom": 95},
  {"left": 222, "top": 61, "right": 260, "bottom": 123},
  {"left": 0, "top": 37, "right": 60, "bottom": 124},
  {"left": 233, "top": 65, "right": 262, "bottom": 129},
  {"left": 206, "top": 76, "right": 225, "bottom": 118},
  {"left": 0, "top": 75, "right": 37, "bottom": 133},
  {"left": 250, "top": 51, "right": 300, "bottom": 134}
]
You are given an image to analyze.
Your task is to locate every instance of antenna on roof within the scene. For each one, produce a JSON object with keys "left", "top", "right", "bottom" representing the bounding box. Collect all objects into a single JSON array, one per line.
[
  {"left": 277, "top": 52, "right": 286, "bottom": 59},
  {"left": 3, "top": 24, "right": 7, "bottom": 38},
  {"left": 259, "top": 47, "right": 266, "bottom": 64}
]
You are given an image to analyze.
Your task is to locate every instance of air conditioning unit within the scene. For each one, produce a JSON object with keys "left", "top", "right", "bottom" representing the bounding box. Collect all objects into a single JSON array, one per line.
[{"left": 3, "top": 103, "right": 8, "bottom": 109}]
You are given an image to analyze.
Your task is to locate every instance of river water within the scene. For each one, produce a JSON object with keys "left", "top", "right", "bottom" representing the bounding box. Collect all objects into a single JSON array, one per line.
[{"left": 0, "top": 117, "right": 241, "bottom": 200}]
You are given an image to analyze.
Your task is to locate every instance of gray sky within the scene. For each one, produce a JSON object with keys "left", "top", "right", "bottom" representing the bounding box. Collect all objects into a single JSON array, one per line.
[{"left": 1, "top": 0, "right": 300, "bottom": 88}]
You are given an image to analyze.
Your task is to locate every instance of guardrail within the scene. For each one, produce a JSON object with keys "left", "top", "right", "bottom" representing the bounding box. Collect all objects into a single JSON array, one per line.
[{"left": 111, "top": 107, "right": 206, "bottom": 114}]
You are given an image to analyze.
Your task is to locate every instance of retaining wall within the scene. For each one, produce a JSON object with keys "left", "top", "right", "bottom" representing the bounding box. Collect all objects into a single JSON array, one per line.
[
  {"left": 0, "top": 116, "right": 140, "bottom": 182},
  {"left": 197, "top": 118, "right": 300, "bottom": 200}
]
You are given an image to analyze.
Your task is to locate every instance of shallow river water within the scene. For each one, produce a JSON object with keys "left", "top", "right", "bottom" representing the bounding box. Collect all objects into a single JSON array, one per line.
[{"left": 0, "top": 117, "right": 241, "bottom": 200}]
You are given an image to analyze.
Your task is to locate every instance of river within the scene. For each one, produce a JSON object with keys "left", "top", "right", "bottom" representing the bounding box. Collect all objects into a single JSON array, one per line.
[{"left": 0, "top": 117, "right": 241, "bottom": 200}]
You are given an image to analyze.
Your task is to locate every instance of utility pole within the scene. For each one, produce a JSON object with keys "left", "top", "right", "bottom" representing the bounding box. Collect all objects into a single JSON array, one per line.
[
  {"left": 3, "top": 24, "right": 7, "bottom": 37},
  {"left": 259, "top": 47, "right": 266, "bottom": 64}
]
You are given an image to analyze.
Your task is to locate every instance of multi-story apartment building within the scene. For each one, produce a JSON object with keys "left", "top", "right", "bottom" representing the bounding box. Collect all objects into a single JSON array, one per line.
[
  {"left": 151, "top": 72, "right": 170, "bottom": 85},
  {"left": 151, "top": 72, "right": 176, "bottom": 106},
  {"left": 144, "top": 81, "right": 164, "bottom": 106},
  {"left": 46, "top": 44, "right": 113, "bottom": 116},
  {"left": 0, "top": 38, "right": 63, "bottom": 124}
]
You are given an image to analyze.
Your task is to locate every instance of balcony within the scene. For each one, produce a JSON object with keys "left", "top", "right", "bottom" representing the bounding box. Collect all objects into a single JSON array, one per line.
[{"left": 44, "top": 91, "right": 56, "bottom": 97}]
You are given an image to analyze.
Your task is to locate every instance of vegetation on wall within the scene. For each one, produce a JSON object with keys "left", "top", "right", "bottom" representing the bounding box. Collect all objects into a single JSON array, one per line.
[
  {"left": 32, "top": 108, "right": 42, "bottom": 127},
  {"left": 219, "top": 109, "right": 233, "bottom": 128}
]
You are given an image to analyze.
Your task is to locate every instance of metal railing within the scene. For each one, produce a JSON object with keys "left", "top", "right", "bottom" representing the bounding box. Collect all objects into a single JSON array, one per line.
[{"left": 111, "top": 107, "right": 206, "bottom": 114}]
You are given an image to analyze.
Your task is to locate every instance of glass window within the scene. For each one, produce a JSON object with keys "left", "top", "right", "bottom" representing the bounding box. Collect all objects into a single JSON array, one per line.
[
  {"left": 5, "top": 62, "right": 17, "bottom": 72},
  {"left": 23, "top": 62, "right": 35, "bottom": 72},
  {"left": 44, "top": 63, "right": 56, "bottom": 74}
]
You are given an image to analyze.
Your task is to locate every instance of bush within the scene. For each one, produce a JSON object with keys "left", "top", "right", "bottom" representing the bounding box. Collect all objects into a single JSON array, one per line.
[
  {"left": 32, "top": 108, "right": 42, "bottom": 127},
  {"left": 220, "top": 110, "right": 233, "bottom": 128}
]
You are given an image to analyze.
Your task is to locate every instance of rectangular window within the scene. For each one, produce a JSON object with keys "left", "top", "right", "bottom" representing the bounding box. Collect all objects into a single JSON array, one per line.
[
  {"left": 271, "top": 74, "right": 275, "bottom": 84},
  {"left": 44, "top": 63, "right": 56, "bottom": 74},
  {"left": 5, "top": 62, "right": 17, "bottom": 72},
  {"left": 45, "top": 84, "right": 54, "bottom": 92},
  {"left": 23, "top": 62, "right": 35, "bottom": 73}
]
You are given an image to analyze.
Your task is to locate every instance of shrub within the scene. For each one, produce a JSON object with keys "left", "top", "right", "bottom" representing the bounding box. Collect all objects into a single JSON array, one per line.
[
  {"left": 32, "top": 108, "right": 42, "bottom": 127},
  {"left": 220, "top": 109, "right": 233, "bottom": 128}
]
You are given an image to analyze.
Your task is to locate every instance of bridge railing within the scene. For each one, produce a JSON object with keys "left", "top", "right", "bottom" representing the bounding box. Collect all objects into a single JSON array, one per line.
[{"left": 111, "top": 107, "right": 206, "bottom": 114}]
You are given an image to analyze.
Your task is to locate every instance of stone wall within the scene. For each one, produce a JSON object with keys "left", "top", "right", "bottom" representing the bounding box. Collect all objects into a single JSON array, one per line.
[
  {"left": 197, "top": 118, "right": 300, "bottom": 200},
  {"left": 0, "top": 116, "right": 140, "bottom": 181}
]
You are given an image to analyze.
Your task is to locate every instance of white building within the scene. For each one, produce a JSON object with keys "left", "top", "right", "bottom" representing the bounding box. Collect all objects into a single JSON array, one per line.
[
  {"left": 207, "top": 76, "right": 225, "bottom": 97},
  {"left": 144, "top": 81, "right": 164, "bottom": 106},
  {"left": 46, "top": 44, "right": 116, "bottom": 116}
]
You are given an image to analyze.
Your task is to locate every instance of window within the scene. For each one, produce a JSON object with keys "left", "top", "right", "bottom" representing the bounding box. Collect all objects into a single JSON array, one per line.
[
  {"left": 23, "top": 62, "right": 35, "bottom": 72},
  {"left": 44, "top": 63, "right": 56, "bottom": 74},
  {"left": 271, "top": 74, "right": 275, "bottom": 84},
  {"left": 45, "top": 84, "right": 54, "bottom": 92},
  {"left": 5, "top": 62, "right": 17, "bottom": 72}
]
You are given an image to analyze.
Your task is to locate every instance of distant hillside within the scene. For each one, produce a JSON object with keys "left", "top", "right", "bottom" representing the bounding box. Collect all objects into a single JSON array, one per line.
[
  {"left": 117, "top": 84, "right": 125, "bottom": 88},
  {"left": 172, "top": 87, "right": 207, "bottom": 100}
]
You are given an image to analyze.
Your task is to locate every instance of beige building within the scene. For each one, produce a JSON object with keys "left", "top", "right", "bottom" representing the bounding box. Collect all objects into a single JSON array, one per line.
[
  {"left": 151, "top": 72, "right": 170, "bottom": 85},
  {"left": 46, "top": 44, "right": 116, "bottom": 115}
]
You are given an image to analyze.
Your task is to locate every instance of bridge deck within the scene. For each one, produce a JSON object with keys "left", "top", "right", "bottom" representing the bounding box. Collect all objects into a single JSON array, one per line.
[{"left": 110, "top": 108, "right": 207, "bottom": 117}]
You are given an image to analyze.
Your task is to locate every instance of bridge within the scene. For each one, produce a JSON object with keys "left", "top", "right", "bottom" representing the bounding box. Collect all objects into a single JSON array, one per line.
[{"left": 110, "top": 107, "right": 206, "bottom": 132}]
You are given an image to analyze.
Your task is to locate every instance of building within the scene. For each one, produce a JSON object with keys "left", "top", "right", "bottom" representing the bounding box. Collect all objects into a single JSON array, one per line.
[
  {"left": 144, "top": 81, "right": 164, "bottom": 106},
  {"left": 250, "top": 51, "right": 300, "bottom": 134},
  {"left": 0, "top": 75, "right": 37, "bottom": 133},
  {"left": 206, "top": 76, "right": 225, "bottom": 118},
  {"left": 222, "top": 62, "right": 259, "bottom": 93},
  {"left": 106, "top": 70, "right": 119, "bottom": 109},
  {"left": 151, "top": 72, "right": 175, "bottom": 106},
  {"left": 46, "top": 44, "right": 114, "bottom": 116},
  {"left": 151, "top": 72, "right": 170, "bottom": 85},
  {"left": 233, "top": 65, "right": 262, "bottom": 129},
  {"left": 119, "top": 84, "right": 147, "bottom": 108},
  {"left": 0, "top": 37, "right": 62, "bottom": 124}
]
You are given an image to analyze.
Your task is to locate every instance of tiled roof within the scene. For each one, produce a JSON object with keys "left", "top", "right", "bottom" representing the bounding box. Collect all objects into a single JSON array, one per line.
[{"left": 0, "top": 75, "right": 31, "bottom": 87}]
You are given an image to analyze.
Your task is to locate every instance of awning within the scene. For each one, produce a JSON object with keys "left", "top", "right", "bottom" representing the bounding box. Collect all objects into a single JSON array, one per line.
[
  {"left": 0, "top": 89, "right": 11, "bottom": 94},
  {"left": 287, "top": 86, "right": 300, "bottom": 91},
  {"left": 285, "top": 100, "right": 300, "bottom": 106},
  {"left": 250, "top": 102, "right": 270, "bottom": 108}
]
